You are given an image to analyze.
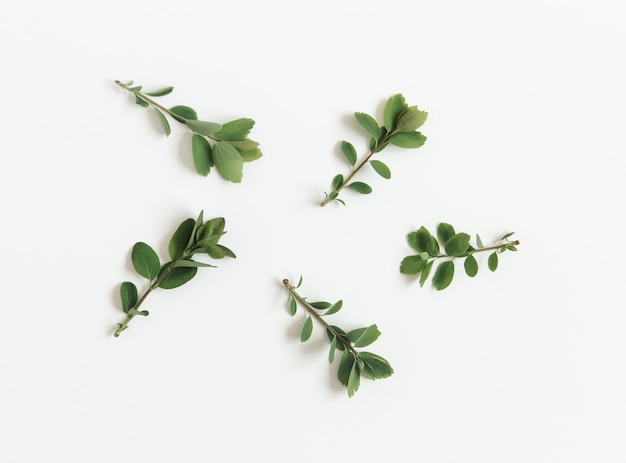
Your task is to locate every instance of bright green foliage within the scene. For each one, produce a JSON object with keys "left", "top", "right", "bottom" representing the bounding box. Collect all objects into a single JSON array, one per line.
[
  {"left": 400, "top": 224, "right": 520, "bottom": 290},
  {"left": 321, "top": 93, "right": 427, "bottom": 206},
  {"left": 282, "top": 277, "right": 393, "bottom": 397},
  {"left": 115, "top": 80, "right": 262, "bottom": 182},
  {"left": 114, "top": 211, "right": 235, "bottom": 337}
]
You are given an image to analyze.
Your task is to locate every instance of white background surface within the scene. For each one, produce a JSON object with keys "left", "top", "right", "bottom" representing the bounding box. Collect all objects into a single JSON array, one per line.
[{"left": 1, "top": 0, "right": 625, "bottom": 461}]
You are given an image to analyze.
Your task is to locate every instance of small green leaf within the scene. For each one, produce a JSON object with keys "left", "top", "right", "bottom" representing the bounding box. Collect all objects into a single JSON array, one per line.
[
  {"left": 296, "top": 276, "right": 303, "bottom": 288},
  {"left": 145, "top": 86, "right": 173, "bottom": 97},
  {"left": 158, "top": 266, "right": 197, "bottom": 289},
  {"left": 325, "top": 300, "right": 343, "bottom": 315},
  {"left": 170, "top": 105, "right": 197, "bottom": 120},
  {"left": 205, "top": 243, "right": 225, "bottom": 259},
  {"left": 131, "top": 242, "right": 160, "bottom": 280},
  {"left": 214, "top": 118, "right": 255, "bottom": 141},
  {"left": 408, "top": 226, "right": 434, "bottom": 253},
  {"left": 359, "top": 352, "right": 394, "bottom": 380},
  {"left": 153, "top": 108, "right": 171, "bottom": 136},
  {"left": 445, "top": 233, "right": 471, "bottom": 256},
  {"left": 309, "top": 301, "right": 331, "bottom": 310},
  {"left": 507, "top": 245, "right": 518, "bottom": 252},
  {"left": 185, "top": 119, "right": 222, "bottom": 137},
  {"left": 217, "top": 244, "right": 236, "bottom": 258},
  {"left": 237, "top": 147, "right": 263, "bottom": 162},
  {"left": 476, "top": 234, "right": 484, "bottom": 249},
  {"left": 300, "top": 316, "right": 313, "bottom": 342},
  {"left": 337, "top": 350, "right": 355, "bottom": 386},
  {"left": 400, "top": 255, "right": 428, "bottom": 275},
  {"left": 332, "top": 174, "right": 344, "bottom": 191},
  {"left": 464, "top": 255, "right": 478, "bottom": 277},
  {"left": 228, "top": 139, "right": 259, "bottom": 151},
  {"left": 501, "top": 232, "right": 515, "bottom": 241},
  {"left": 329, "top": 336, "right": 338, "bottom": 363},
  {"left": 191, "top": 134, "right": 213, "bottom": 176},
  {"left": 432, "top": 261, "right": 455, "bottom": 290},
  {"left": 350, "top": 324, "right": 381, "bottom": 348},
  {"left": 354, "top": 112, "right": 380, "bottom": 138},
  {"left": 135, "top": 95, "right": 149, "bottom": 108},
  {"left": 395, "top": 107, "right": 428, "bottom": 132},
  {"left": 419, "top": 260, "right": 434, "bottom": 287},
  {"left": 340, "top": 140, "right": 357, "bottom": 166},
  {"left": 197, "top": 217, "right": 226, "bottom": 241},
  {"left": 347, "top": 182, "right": 372, "bottom": 194},
  {"left": 347, "top": 362, "right": 360, "bottom": 397},
  {"left": 488, "top": 252, "right": 499, "bottom": 271},
  {"left": 383, "top": 94, "right": 407, "bottom": 130},
  {"left": 174, "top": 259, "right": 216, "bottom": 268},
  {"left": 120, "top": 281, "right": 138, "bottom": 314},
  {"left": 370, "top": 160, "right": 391, "bottom": 179},
  {"left": 289, "top": 298, "right": 297, "bottom": 316},
  {"left": 389, "top": 131, "right": 427, "bottom": 149},
  {"left": 437, "top": 223, "right": 456, "bottom": 244},
  {"left": 213, "top": 142, "right": 244, "bottom": 183},
  {"left": 169, "top": 218, "right": 196, "bottom": 260}
]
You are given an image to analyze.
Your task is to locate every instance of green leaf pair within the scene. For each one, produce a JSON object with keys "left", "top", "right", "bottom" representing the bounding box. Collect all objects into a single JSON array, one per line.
[
  {"left": 115, "top": 211, "right": 235, "bottom": 337},
  {"left": 115, "top": 80, "right": 262, "bottom": 183},
  {"left": 283, "top": 277, "right": 393, "bottom": 397},
  {"left": 321, "top": 93, "right": 428, "bottom": 207},
  {"left": 400, "top": 224, "right": 520, "bottom": 290}
]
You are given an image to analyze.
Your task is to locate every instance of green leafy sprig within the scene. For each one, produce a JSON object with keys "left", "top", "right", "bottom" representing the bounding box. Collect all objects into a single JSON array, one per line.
[
  {"left": 282, "top": 277, "right": 393, "bottom": 397},
  {"left": 115, "top": 211, "right": 236, "bottom": 337},
  {"left": 400, "top": 223, "right": 520, "bottom": 290},
  {"left": 115, "top": 80, "right": 262, "bottom": 183},
  {"left": 321, "top": 94, "right": 427, "bottom": 207}
]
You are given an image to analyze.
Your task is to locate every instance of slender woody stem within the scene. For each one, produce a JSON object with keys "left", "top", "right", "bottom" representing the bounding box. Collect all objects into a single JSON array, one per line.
[
  {"left": 282, "top": 279, "right": 359, "bottom": 356},
  {"left": 114, "top": 257, "right": 184, "bottom": 337},
  {"left": 320, "top": 131, "right": 395, "bottom": 207},
  {"left": 115, "top": 80, "right": 186, "bottom": 123},
  {"left": 432, "top": 240, "right": 520, "bottom": 260}
]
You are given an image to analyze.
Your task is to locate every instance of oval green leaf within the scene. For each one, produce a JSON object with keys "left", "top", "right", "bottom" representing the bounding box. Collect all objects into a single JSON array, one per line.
[
  {"left": 395, "top": 107, "right": 428, "bottom": 132},
  {"left": 389, "top": 131, "right": 427, "bottom": 149},
  {"left": 213, "top": 142, "right": 244, "bottom": 183},
  {"left": 370, "top": 160, "right": 391, "bottom": 179},
  {"left": 347, "top": 182, "right": 372, "bottom": 194},
  {"left": 488, "top": 252, "right": 499, "bottom": 271},
  {"left": 432, "top": 261, "right": 455, "bottom": 290},
  {"left": 337, "top": 350, "right": 356, "bottom": 386},
  {"left": 191, "top": 134, "right": 213, "bottom": 176},
  {"left": 145, "top": 86, "right": 173, "bottom": 97},
  {"left": 399, "top": 255, "right": 428, "bottom": 275},
  {"left": 185, "top": 119, "right": 222, "bottom": 137},
  {"left": 309, "top": 301, "right": 331, "bottom": 310},
  {"left": 131, "top": 242, "right": 160, "bottom": 280},
  {"left": 354, "top": 112, "right": 380, "bottom": 139},
  {"left": 419, "top": 260, "right": 434, "bottom": 287},
  {"left": 437, "top": 223, "right": 456, "bottom": 244},
  {"left": 332, "top": 174, "right": 344, "bottom": 191},
  {"left": 289, "top": 298, "right": 297, "bottom": 316},
  {"left": 214, "top": 118, "right": 255, "bottom": 141},
  {"left": 351, "top": 324, "right": 381, "bottom": 348},
  {"left": 325, "top": 300, "right": 343, "bottom": 315},
  {"left": 300, "top": 316, "right": 313, "bottom": 342},
  {"left": 347, "top": 362, "right": 360, "bottom": 397},
  {"left": 169, "top": 218, "right": 196, "bottom": 260},
  {"left": 120, "top": 281, "right": 138, "bottom": 314},
  {"left": 170, "top": 105, "right": 197, "bottom": 120},
  {"left": 340, "top": 140, "right": 357, "bottom": 166},
  {"left": 383, "top": 94, "right": 407, "bottom": 130},
  {"left": 445, "top": 233, "right": 471, "bottom": 256},
  {"left": 158, "top": 266, "right": 197, "bottom": 289},
  {"left": 359, "top": 352, "right": 394, "bottom": 379},
  {"left": 153, "top": 108, "right": 171, "bottom": 136},
  {"left": 464, "top": 255, "right": 478, "bottom": 277}
]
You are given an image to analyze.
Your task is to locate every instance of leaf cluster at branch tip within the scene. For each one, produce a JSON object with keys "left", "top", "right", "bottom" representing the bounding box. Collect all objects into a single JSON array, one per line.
[
  {"left": 321, "top": 93, "right": 427, "bottom": 207},
  {"left": 283, "top": 277, "right": 393, "bottom": 397},
  {"left": 115, "top": 211, "right": 235, "bottom": 337},
  {"left": 115, "top": 80, "right": 262, "bottom": 183}
]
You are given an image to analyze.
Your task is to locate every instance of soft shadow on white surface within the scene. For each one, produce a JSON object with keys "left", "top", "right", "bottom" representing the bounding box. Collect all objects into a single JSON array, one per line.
[{"left": 1, "top": 0, "right": 625, "bottom": 462}]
